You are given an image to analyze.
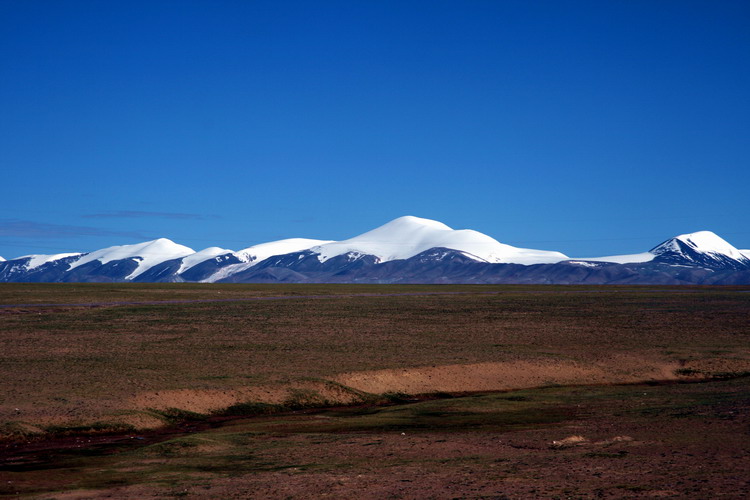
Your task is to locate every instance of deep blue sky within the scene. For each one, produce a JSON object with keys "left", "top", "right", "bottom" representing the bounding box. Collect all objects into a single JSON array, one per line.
[{"left": 2, "top": 0, "right": 749, "bottom": 259}]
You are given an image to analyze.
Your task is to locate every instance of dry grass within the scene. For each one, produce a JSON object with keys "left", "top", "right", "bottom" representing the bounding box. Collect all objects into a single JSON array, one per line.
[
  {"left": 1, "top": 284, "right": 749, "bottom": 435},
  {"left": 550, "top": 435, "right": 588, "bottom": 448},
  {"left": 3, "top": 378, "right": 748, "bottom": 498}
]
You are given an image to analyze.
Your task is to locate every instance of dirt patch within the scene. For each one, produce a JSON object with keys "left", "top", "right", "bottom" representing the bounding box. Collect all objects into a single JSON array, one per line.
[
  {"left": 128, "top": 379, "right": 367, "bottom": 415},
  {"left": 125, "top": 355, "right": 694, "bottom": 422},
  {"left": 335, "top": 355, "right": 683, "bottom": 395},
  {"left": 5, "top": 378, "right": 747, "bottom": 499},
  {"left": 2, "top": 284, "right": 748, "bottom": 438}
]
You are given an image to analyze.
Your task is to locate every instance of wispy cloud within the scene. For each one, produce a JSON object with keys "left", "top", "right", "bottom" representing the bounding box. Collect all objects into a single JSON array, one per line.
[
  {"left": 0, "top": 219, "right": 149, "bottom": 239},
  {"left": 83, "top": 210, "right": 217, "bottom": 220}
]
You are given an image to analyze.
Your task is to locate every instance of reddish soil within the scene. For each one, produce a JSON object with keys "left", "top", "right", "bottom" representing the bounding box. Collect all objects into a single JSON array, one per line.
[
  {"left": 2, "top": 378, "right": 747, "bottom": 499},
  {"left": 0, "top": 284, "right": 748, "bottom": 497}
]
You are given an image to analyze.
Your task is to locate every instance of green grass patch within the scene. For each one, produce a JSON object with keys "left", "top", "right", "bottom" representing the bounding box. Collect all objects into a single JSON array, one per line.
[
  {"left": 149, "top": 408, "right": 209, "bottom": 424},
  {"left": 221, "top": 402, "right": 284, "bottom": 417},
  {"left": 43, "top": 421, "right": 136, "bottom": 436}
]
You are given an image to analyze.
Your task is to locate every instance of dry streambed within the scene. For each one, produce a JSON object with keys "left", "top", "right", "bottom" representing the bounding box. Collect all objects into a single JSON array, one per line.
[
  {"left": 2, "top": 355, "right": 743, "bottom": 440},
  {"left": 125, "top": 355, "right": 708, "bottom": 422}
]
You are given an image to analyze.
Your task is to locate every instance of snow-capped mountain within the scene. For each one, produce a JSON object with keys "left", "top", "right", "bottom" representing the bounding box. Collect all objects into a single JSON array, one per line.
[
  {"left": 1, "top": 217, "right": 748, "bottom": 284},
  {"left": 67, "top": 238, "right": 195, "bottom": 280},
  {"left": 648, "top": 231, "right": 750, "bottom": 270},
  {"left": 176, "top": 247, "right": 235, "bottom": 274},
  {"left": 203, "top": 238, "right": 334, "bottom": 283},
  {"left": 309, "top": 216, "right": 568, "bottom": 265},
  {"left": 120, "top": 245, "right": 238, "bottom": 283},
  {"left": 15, "top": 252, "right": 83, "bottom": 270},
  {"left": 569, "top": 230, "right": 750, "bottom": 270},
  {"left": 0, "top": 252, "right": 84, "bottom": 282}
]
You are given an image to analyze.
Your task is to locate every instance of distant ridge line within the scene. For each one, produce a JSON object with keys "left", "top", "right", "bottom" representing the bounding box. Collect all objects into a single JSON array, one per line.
[{"left": 2, "top": 217, "right": 749, "bottom": 284}]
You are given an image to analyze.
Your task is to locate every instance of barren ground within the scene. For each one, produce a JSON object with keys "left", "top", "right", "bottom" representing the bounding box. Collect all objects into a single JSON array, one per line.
[{"left": 0, "top": 283, "right": 749, "bottom": 498}]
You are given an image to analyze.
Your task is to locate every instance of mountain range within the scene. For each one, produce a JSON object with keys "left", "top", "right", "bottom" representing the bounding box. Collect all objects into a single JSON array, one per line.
[{"left": 2, "top": 216, "right": 749, "bottom": 285}]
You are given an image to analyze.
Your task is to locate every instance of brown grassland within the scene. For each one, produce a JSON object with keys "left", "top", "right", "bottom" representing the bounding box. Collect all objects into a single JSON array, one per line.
[{"left": 0, "top": 283, "right": 749, "bottom": 498}]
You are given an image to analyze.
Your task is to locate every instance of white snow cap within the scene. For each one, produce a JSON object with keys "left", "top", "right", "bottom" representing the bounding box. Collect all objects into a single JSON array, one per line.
[
  {"left": 652, "top": 230, "right": 747, "bottom": 260},
  {"left": 311, "top": 215, "right": 568, "bottom": 265},
  {"left": 575, "top": 230, "right": 746, "bottom": 264},
  {"left": 16, "top": 253, "right": 83, "bottom": 270},
  {"left": 571, "top": 252, "right": 656, "bottom": 265},
  {"left": 177, "top": 247, "right": 235, "bottom": 274},
  {"left": 68, "top": 238, "right": 195, "bottom": 279},
  {"left": 203, "top": 238, "right": 334, "bottom": 282},
  {"left": 234, "top": 238, "right": 334, "bottom": 264},
  {"left": 0, "top": 256, "right": 5, "bottom": 262}
]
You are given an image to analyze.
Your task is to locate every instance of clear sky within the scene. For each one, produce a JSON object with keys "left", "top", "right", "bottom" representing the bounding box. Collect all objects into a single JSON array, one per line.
[{"left": 2, "top": 0, "right": 749, "bottom": 260}]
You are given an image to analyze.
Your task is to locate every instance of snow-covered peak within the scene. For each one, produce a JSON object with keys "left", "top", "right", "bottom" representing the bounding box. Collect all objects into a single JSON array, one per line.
[
  {"left": 574, "top": 231, "right": 747, "bottom": 266},
  {"left": 647, "top": 230, "right": 750, "bottom": 270},
  {"left": 373, "top": 215, "right": 453, "bottom": 232},
  {"left": 311, "top": 215, "right": 568, "bottom": 265},
  {"left": 235, "top": 238, "right": 333, "bottom": 263},
  {"left": 68, "top": 238, "right": 195, "bottom": 279},
  {"left": 651, "top": 231, "right": 747, "bottom": 261},
  {"left": 0, "top": 256, "right": 4, "bottom": 262},
  {"left": 15, "top": 252, "right": 83, "bottom": 270},
  {"left": 202, "top": 237, "right": 334, "bottom": 283},
  {"left": 177, "top": 246, "right": 235, "bottom": 274}
]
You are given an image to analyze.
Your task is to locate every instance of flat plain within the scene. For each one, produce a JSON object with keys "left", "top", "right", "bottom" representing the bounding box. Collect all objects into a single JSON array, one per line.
[{"left": 1, "top": 283, "right": 749, "bottom": 498}]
